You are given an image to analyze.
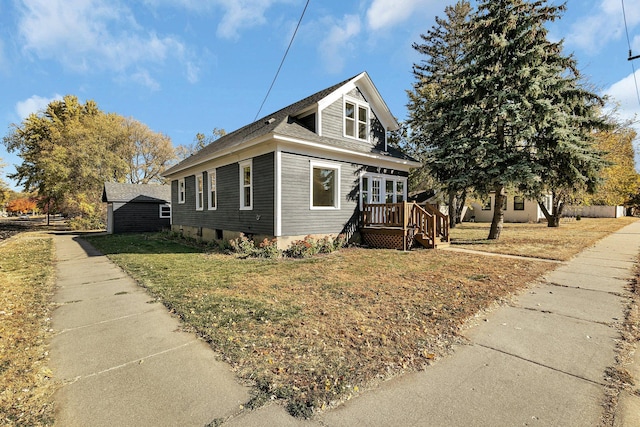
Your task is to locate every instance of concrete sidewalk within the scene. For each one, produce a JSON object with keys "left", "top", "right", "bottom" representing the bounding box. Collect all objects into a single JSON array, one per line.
[
  {"left": 50, "top": 234, "right": 250, "bottom": 427},
  {"left": 50, "top": 221, "right": 640, "bottom": 426},
  {"left": 227, "top": 221, "right": 640, "bottom": 426}
]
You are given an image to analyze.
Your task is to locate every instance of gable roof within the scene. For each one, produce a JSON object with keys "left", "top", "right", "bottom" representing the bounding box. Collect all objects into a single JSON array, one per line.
[
  {"left": 164, "top": 72, "right": 414, "bottom": 178},
  {"left": 102, "top": 182, "right": 171, "bottom": 203}
]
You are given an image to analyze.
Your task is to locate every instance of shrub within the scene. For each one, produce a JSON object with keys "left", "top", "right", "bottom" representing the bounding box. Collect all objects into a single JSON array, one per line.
[
  {"left": 258, "top": 238, "right": 281, "bottom": 259},
  {"left": 285, "top": 234, "right": 346, "bottom": 259},
  {"left": 285, "top": 237, "right": 315, "bottom": 259},
  {"left": 229, "top": 234, "right": 281, "bottom": 259},
  {"left": 68, "top": 215, "right": 105, "bottom": 230}
]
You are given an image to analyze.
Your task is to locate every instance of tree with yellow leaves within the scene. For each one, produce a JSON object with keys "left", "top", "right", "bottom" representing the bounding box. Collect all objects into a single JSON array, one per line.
[{"left": 584, "top": 123, "right": 640, "bottom": 207}]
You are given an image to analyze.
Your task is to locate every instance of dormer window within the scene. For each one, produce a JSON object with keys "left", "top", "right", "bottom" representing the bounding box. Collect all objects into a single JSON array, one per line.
[{"left": 344, "top": 98, "right": 369, "bottom": 141}]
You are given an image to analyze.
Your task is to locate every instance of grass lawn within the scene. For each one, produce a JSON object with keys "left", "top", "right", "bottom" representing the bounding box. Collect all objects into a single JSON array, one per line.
[
  {"left": 0, "top": 233, "right": 56, "bottom": 426},
  {"left": 85, "top": 217, "right": 637, "bottom": 417},
  {"left": 450, "top": 217, "right": 639, "bottom": 261}
]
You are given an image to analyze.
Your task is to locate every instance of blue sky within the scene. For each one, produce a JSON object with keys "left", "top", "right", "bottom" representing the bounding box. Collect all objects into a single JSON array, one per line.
[{"left": 1, "top": 0, "right": 640, "bottom": 191}]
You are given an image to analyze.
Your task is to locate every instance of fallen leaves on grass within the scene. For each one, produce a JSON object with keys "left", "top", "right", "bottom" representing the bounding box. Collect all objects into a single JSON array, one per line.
[
  {"left": 451, "top": 218, "right": 638, "bottom": 261},
  {"left": 0, "top": 234, "right": 56, "bottom": 426},
  {"left": 88, "top": 233, "right": 555, "bottom": 417}
]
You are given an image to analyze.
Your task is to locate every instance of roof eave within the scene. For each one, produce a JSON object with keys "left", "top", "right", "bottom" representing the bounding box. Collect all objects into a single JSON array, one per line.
[{"left": 273, "top": 134, "right": 421, "bottom": 169}]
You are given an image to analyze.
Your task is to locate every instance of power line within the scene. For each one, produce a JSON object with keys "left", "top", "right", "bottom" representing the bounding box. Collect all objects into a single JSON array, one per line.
[
  {"left": 254, "top": 0, "right": 311, "bottom": 121},
  {"left": 621, "top": 0, "right": 640, "bottom": 108}
]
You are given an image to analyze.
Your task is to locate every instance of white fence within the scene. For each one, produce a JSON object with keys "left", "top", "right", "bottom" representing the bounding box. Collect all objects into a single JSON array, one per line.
[{"left": 563, "top": 205, "right": 625, "bottom": 218}]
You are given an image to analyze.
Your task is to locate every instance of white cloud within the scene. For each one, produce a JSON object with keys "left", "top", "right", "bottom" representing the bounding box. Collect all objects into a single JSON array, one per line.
[
  {"left": 605, "top": 70, "right": 640, "bottom": 118},
  {"left": 16, "top": 0, "right": 195, "bottom": 85},
  {"left": 130, "top": 70, "right": 160, "bottom": 91},
  {"left": 604, "top": 71, "right": 640, "bottom": 169},
  {"left": 185, "top": 61, "right": 200, "bottom": 84},
  {"left": 143, "top": 0, "right": 294, "bottom": 40},
  {"left": 317, "top": 14, "right": 362, "bottom": 74},
  {"left": 565, "top": 0, "right": 640, "bottom": 54},
  {"left": 366, "top": 0, "right": 438, "bottom": 31},
  {"left": 16, "top": 94, "right": 63, "bottom": 119},
  {"left": 214, "top": 0, "right": 294, "bottom": 39}
]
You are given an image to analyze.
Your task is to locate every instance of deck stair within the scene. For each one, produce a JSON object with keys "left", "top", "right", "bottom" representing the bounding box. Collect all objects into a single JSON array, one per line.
[{"left": 361, "top": 202, "right": 449, "bottom": 250}]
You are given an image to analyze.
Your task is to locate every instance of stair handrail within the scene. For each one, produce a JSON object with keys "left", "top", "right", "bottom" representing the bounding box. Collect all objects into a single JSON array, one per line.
[
  {"left": 409, "top": 202, "right": 436, "bottom": 248},
  {"left": 420, "top": 203, "right": 450, "bottom": 242}
]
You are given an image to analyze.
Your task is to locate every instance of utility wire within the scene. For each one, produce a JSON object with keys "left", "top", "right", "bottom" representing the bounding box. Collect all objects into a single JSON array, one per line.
[
  {"left": 621, "top": 0, "right": 640, "bottom": 108},
  {"left": 254, "top": 0, "right": 311, "bottom": 121}
]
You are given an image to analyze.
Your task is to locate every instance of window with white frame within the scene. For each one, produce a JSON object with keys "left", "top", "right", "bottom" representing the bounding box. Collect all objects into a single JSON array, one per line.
[
  {"left": 361, "top": 176, "right": 369, "bottom": 204},
  {"left": 371, "top": 178, "right": 381, "bottom": 203},
  {"left": 195, "top": 173, "right": 204, "bottom": 210},
  {"left": 159, "top": 204, "right": 171, "bottom": 218},
  {"left": 178, "top": 178, "right": 185, "bottom": 204},
  {"left": 344, "top": 98, "right": 369, "bottom": 141},
  {"left": 396, "top": 181, "right": 404, "bottom": 202},
  {"left": 311, "top": 161, "right": 340, "bottom": 209},
  {"left": 208, "top": 169, "right": 217, "bottom": 210},
  {"left": 385, "top": 180, "right": 394, "bottom": 203},
  {"left": 359, "top": 174, "right": 407, "bottom": 209},
  {"left": 239, "top": 159, "right": 253, "bottom": 210}
]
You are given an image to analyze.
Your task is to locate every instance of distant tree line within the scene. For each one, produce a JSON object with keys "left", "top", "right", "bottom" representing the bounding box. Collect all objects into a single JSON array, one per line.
[{"left": 2, "top": 95, "right": 224, "bottom": 229}]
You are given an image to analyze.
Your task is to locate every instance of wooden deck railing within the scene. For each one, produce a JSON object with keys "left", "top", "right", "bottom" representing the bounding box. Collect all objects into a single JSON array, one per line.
[
  {"left": 362, "top": 201, "right": 449, "bottom": 249},
  {"left": 422, "top": 203, "right": 450, "bottom": 243}
]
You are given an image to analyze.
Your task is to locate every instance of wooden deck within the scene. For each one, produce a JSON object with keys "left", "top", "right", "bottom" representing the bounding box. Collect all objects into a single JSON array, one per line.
[{"left": 361, "top": 202, "right": 449, "bottom": 250}]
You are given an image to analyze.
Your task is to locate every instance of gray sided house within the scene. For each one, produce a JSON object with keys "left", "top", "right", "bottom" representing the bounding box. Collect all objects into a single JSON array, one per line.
[
  {"left": 102, "top": 182, "right": 171, "bottom": 234},
  {"left": 163, "top": 72, "right": 421, "bottom": 248}
]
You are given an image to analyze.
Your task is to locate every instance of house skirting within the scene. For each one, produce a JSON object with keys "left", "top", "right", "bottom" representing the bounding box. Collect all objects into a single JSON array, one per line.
[
  {"left": 361, "top": 227, "right": 414, "bottom": 250},
  {"left": 172, "top": 225, "right": 345, "bottom": 250}
]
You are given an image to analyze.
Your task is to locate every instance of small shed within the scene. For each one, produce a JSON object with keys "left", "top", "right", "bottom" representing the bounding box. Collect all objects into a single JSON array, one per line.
[{"left": 102, "top": 183, "right": 171, "bottom": 234}]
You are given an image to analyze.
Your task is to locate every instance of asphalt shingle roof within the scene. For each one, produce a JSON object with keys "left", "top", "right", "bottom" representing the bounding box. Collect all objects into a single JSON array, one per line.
[
  {"left": 102, "top": 182, "right": 171, "bottom": 203},
  {"left": 163, "top": 72, "right": 416, "bottom": 177}
]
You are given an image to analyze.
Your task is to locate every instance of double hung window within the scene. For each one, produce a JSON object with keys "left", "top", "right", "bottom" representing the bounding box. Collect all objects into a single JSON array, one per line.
[
  {"left": 208, "top": 169, "right": 217, "bottom": 210},
  {"left": 239, "top": 160, "right": 252, "bottom": 210},
  {"left": 344, "top": 98, "right": 369, "bottom": 141},
  {"left": 159, "top": 204, "right": 171, "bottom": 218},
  {"left": 178, "top": 179, "right": 185, "bottom": 204},
  {"left": 195, "top": 174, "right": 204, "bottom": 210}
]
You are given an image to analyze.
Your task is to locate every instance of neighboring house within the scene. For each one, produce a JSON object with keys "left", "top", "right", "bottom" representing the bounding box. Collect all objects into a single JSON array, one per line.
[
  {"left": 163, "top": 72, "right": 421, "bottom": 248},
  {"left": 102, "top": 182, "right": 171, "bottom": 234},
  {"left": 466, "top": 193, "right": 553, "bottom": 223}
]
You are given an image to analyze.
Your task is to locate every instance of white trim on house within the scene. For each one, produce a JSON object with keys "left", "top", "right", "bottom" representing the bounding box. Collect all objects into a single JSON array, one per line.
[
  {"left": 359, "top": 172, "right": 408, "bottom": 210},
  {"left": 309, "top": 160, "right": 341, "bottom": 210},
  {"left": 207, "top": 168, "right": 217, "bottom": 210},
  {"left": 159, "top": 203, "right": 171, "bottom": 218},
  {"left": 274, "top": 135, "right": 421, "bottom": 169},
  {"left": 316, "top": 106, "right": 323, "bottom": 137},
  {"left": 165, "top": 131, "right": 420, "bottom": 182},
  {"left": 239, "top": 159, "right": 253, "bottom": 210},
  {"left": 275, "top": 149, "right": 282, "bottom": 236}
]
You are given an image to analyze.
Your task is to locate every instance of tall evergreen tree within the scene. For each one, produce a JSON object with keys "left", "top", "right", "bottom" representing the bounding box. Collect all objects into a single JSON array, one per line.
[
  {"left": 408, "top": 1, "right": 472, "bottom": 227},
  {"left": 413, "top": 0, "right": 607, "bottom": 238}
]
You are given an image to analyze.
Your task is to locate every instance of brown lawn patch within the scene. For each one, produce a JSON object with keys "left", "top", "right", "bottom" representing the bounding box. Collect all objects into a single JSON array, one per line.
[
  {"left": 0, "top": 233, "right": 56, "bottom": 426},
  {"left": 87, "top": 233, "right": 555, "bottom": 417},
  {"left": 451, "top": 217, "right": 638, "bottom": 261}
]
